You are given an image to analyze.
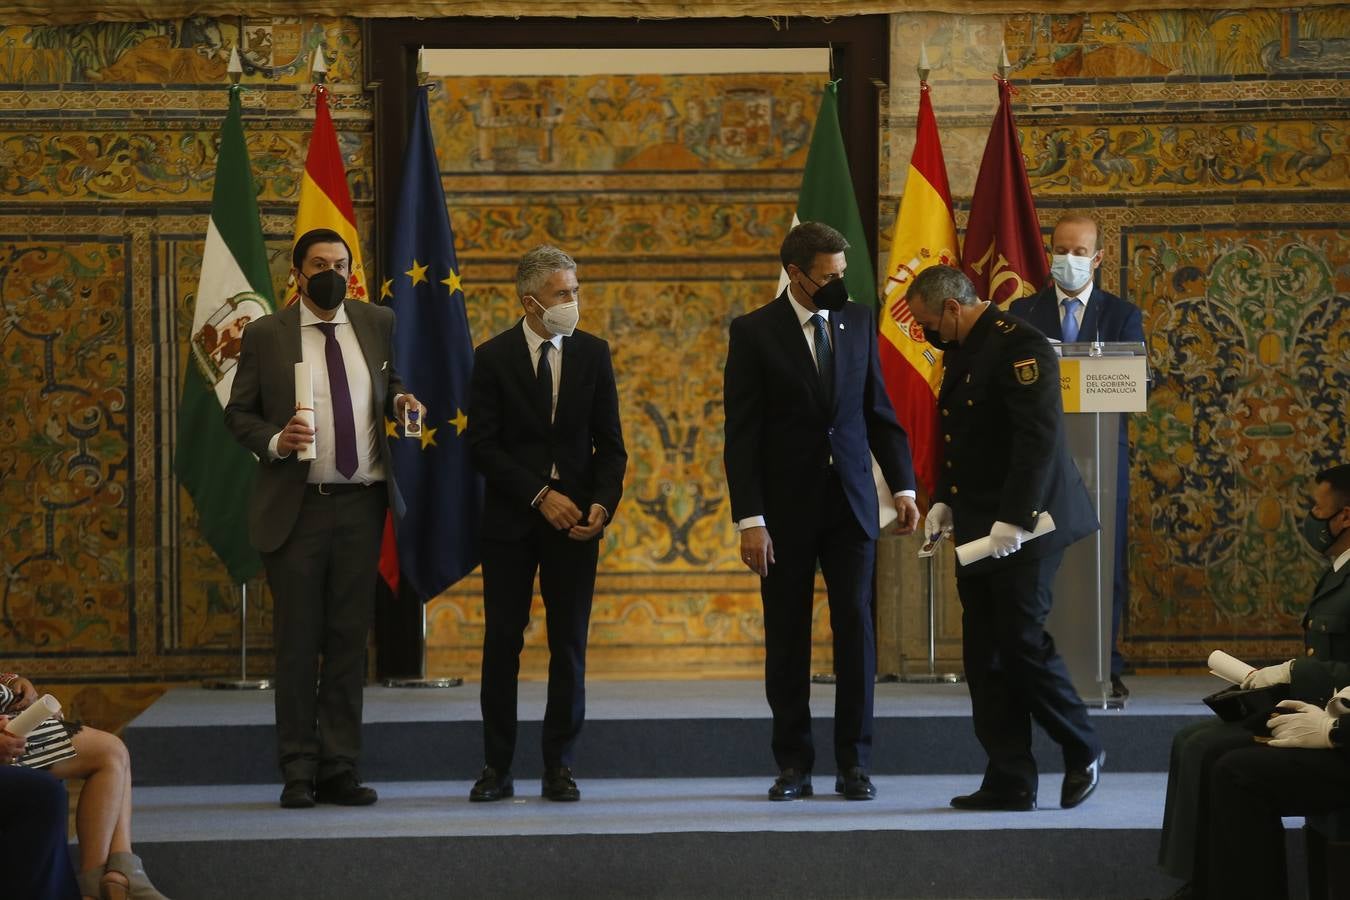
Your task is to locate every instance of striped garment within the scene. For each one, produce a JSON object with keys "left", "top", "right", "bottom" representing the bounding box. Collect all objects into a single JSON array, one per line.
[{"left": 1, "top": 682, "right": 79, "bottom": 770}]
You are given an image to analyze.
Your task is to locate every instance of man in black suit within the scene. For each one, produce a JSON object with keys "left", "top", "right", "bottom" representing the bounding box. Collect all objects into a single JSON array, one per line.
[
  {"left": 1009, "top": 213, "right": 1145, "bottom": 700},
  {"left": 723, "top": 221, "right": 919, "bottom": 802},
  {"left": 908, "top": 264, "right": 1104, "bottom": 811},
  {"left": 226, "top": 228, "right": 423, "bottom": 809},
  {"left": 466, "top": 245, "right": 627, "bottom": 803}
]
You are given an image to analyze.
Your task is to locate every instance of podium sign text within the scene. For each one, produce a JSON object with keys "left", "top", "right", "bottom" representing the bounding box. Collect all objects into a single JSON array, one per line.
[{"left": 1059, "top": 356, "right": 1148, "bottom": 413}]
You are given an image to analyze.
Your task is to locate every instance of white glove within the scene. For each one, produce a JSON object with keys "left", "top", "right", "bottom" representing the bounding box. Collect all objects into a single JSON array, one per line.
[
  {"left": 1241, "top": 659, "right": 1294, "bottom": 690},
  {"left": 924, "top": 502, "right": 953, "bottom": 542},
  {"left": 1268, "top": 699, "right": 1335, "bottom": 749},
  {"left": 988, "top": 521, "right": 1023, "bottom": 559}
]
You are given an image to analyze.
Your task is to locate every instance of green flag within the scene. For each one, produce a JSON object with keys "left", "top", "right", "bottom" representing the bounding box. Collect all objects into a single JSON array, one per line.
[
  {"left": 788, "top": 80, "right": 878, "bottom": 309},
  {"left": 175, "top": 85, "right": 274, "bottom": 583}
]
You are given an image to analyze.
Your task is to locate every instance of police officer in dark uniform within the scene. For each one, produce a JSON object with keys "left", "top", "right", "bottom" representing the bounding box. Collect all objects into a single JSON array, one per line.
[{"left": 906, "top": 264, "right": 1103, "bottom": 811}]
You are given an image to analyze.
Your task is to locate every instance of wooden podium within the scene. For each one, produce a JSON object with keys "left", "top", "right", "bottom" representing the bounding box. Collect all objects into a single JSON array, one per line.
[{"left": 1046, "top": 341, "right": 1148, "bottom": 708}]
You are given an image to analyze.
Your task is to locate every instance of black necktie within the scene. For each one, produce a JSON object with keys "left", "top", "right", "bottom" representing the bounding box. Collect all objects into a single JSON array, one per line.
[
  {"left": 537, "top": 340, "right": 553, "bottom": 423},
  {"left": 811, "top": 314, "right": 834, "bottom": 400}
]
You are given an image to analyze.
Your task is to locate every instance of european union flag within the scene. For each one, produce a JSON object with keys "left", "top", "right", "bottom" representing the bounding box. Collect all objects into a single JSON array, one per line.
[{"left": 384, "top": 85, "right": 482, "bottom": 600}]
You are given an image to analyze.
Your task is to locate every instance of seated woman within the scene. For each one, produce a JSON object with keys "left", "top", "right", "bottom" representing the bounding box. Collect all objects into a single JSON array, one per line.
[{"left": 0, "top": 671, "right": 168, "bottom": 900}]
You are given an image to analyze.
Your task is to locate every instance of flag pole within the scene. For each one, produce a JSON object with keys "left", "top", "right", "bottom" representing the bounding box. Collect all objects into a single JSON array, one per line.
[
  {"left": 382, "top": 47, "right": 462, "bottom": 690},
  {"left": 895, "top": 42, "right": 961, "bottom": 686},
  {"left": 200, "top": 46, "right": 273, "bottom": 692}
]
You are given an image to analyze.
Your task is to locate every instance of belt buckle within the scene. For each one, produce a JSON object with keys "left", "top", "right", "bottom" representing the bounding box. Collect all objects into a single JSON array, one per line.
[{"left": 318, "top": 483, "right": 332, "bottom": 496}]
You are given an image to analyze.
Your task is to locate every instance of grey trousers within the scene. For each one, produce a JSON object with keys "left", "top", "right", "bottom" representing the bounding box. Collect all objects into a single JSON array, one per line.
[{"left": 262, "top": 484, "right": 386, "bottom": 783}]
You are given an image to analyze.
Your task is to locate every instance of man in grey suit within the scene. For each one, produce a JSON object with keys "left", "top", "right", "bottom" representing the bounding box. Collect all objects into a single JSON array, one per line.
[{"left": 225, "top": 227, "right": 424, "bottom": 809}]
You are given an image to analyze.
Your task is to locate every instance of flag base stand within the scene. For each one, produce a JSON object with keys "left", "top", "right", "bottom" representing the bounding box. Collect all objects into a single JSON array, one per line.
[
  {"left": 898, "top": 556, "right": 964, "bottom": 686},
  {"left": 204, "top": 582, "right": 273, "bottom": 691},
  {"left": 382, "top": 604, "right": 463, "bottom": 689},
  {"left": 383, "top": 676, "right": 464, "bottom": 689}
]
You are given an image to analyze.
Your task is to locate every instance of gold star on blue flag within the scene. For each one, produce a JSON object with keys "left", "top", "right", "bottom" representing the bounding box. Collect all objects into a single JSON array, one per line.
[{"left": 383, "top": 85, "right": 482, "bottom": 600}]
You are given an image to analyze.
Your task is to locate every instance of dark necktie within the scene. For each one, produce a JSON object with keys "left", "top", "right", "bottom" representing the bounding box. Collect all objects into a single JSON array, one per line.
[
  {"left": 1062, "top": 298, "right": 1082, "bottom": 343},
  {"left": 811, "top": 313, "right": 833, "bottom": 400},
  {"left": 537, "top": 340, "right": 554, "bottom": 423},
  {"left": 315, "top": 322, "right": 358, "bottom": 479}
]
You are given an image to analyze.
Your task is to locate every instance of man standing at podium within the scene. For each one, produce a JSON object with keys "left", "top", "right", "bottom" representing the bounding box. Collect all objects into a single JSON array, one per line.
[
  {"left": 1009, "top": 213, "right": 1144, "bottom": 701},
  {"left": 908, "top": 264, "right": 1104, "bottom": 812}
]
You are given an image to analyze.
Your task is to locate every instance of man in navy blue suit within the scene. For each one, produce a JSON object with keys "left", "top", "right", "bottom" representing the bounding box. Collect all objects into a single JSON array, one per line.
[
  {"left": 1010, "top": 213, "right": 1145, "bottom": 700},
  {"left": 723, "top": 221, "right": 919, "bottom": 802}
]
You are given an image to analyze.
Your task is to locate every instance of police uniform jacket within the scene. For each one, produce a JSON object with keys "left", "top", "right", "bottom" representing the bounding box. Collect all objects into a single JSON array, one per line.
[
  {"left": 934, "top": 306, "right": 1098, "bottom": 576},
  {"left": 1290, "top": 561, "right": 1350, "bottom": 703}
]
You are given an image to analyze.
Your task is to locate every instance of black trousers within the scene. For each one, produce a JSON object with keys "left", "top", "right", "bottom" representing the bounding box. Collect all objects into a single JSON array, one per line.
[
  {"left": 0, "top": 766, "right": 79, "bottom": 899},
  {"left": 1157, "top": 719, "right": 1253, "bottom": 883},
  {"left": 479, "top": 520, "right": 600, "bottom": 772},
  {"left": 262, "top": 484, "right": 387, "bottom": 783},
  {"left": 1207, "top": 744, "right": 1350, "bottom": 899},
  {"left": 957, "top": 550, "right": 1100, "bottom": 795},
  {"left": 760, "top": 471, "right": 875, "bottom": 773}
]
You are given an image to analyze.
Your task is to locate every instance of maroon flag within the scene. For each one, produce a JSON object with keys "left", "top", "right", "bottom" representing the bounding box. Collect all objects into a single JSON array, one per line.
[{"left": 960, "top": 77, "right": 1048, "bottom": 307}]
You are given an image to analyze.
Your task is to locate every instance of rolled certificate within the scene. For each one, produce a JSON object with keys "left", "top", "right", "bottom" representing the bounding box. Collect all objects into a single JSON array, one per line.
[
  {"left": 294, "top": 361, "right": 317, "bottom": 461},
  {"left": 1207, "top": 650, "right": 1255, "bottom": 686},
  {"left": 3, "top": 694, "right": 61, "bottom": 738},
  {"left": 955, "top": 512, "right": 1057, "bottom": 566}
]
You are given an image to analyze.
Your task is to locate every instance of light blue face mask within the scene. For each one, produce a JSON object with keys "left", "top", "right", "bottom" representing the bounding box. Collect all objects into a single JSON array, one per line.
[{"left": 1050, "top": 253, "right": 1095, "bottom": 292}]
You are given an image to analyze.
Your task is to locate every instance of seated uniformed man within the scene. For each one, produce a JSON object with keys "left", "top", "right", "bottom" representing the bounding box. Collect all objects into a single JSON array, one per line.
[{"left": 1156, "top": 462, "right": 1350, "bottom": 900}]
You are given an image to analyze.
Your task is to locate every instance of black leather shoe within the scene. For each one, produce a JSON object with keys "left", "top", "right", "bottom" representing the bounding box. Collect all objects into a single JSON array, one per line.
[
  {"left": 834, "top": 766, "right": 877, "bottom": 800},
  {"left": 279, "top": 779, "right": 315, "bottom": 809},
  {"left": 314, "top": 771, "right": 378, "bottom": 806},
  {"left": 949, "top": 787, "right": 1036, "bottom": 811},
  {"left": 469, "top": 767, "right": 514, "bottom": 802},
  {"left": 768, "top": 768, "right": 813, "bottom": 801},
  {"left": 1110, "top": 674, "right": 1130, "bottom": 700},
  {"left": 541, "top": 766, "right": 580, "bottom": 801},
  {"left": 1061, "top": 750, "right": 1105, "bottom": 809}
]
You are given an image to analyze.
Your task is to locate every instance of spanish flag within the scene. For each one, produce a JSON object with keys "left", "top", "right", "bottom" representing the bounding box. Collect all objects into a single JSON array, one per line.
[
  {"left": 879, "top": 80, "right": 958, "bottom": 497},
  {"left": 291, "top": 81, "right": 368, "bottom": 303}
]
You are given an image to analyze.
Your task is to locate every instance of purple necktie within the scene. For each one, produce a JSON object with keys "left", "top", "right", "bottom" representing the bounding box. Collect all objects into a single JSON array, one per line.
[{"left": 315, "top": 322, "right": 358, "bottom": 479}]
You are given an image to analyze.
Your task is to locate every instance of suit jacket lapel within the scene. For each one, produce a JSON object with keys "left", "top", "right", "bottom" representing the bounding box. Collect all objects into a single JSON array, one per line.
[
  {"left": 345, "top": 301, "right": 385, "bottom": 410},
  {"left": 827, "top": 307, "right": 846, "bottom": 415},
  {"left": 556, "top": 333, "right": 580, "bottom": 427},
  {"left": 1037, "top": 287, "right": 1063, "bottom": 340},
  {"left": 768, "top": 293, "right": 826, "bottom": 409},
  {"left": 1080, "top": 287, "right": 1104, "bottom": 343},
  {"left": 277, "top": 302, "right": 302, "bottom": 412}
]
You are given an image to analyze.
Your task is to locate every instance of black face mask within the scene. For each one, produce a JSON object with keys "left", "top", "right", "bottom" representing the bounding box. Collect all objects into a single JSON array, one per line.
[
  {"left": 921, "top": 305, "right": 960, "bottom": 351},
  {"left": 809, "top": 276, "right": 849, "bottom": 312},
  {"left": 1301, "top": 508, "right": 1347, "bottom": 554},
  {"left": 303, "top": 269, "right": 347, "bottom": 310}
]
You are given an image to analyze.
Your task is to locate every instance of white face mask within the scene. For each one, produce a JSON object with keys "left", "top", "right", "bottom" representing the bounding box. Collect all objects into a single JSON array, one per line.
[
  {"left": 1050, "top": 253, "right": 1095, "bottom": 293},
  {"left": 533, "top": 298, "right": 579, "bottom": 337}
]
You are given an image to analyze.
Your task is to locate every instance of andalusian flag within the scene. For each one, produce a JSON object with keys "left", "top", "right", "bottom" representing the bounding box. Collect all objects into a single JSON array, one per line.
[
  {"left": 961, "top": 76, "right": 1047, "bottom": 307},
  {"left": 880, "top": 80, "right": 959, "bottom": 496},
  {"left": 291, "top": 77, "right": 368, "bottom": 303},
  {"left": 175, "top": 85, "right": 274, "bottom": 583},
  {"left": 781, "top": 81, "right": 877, "bottom": 308}
]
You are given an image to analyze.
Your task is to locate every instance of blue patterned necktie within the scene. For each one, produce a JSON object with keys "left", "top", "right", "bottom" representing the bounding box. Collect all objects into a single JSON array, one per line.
[
  {"left": 811, "top": 313, "right": 833, "bottom": 399},
  {"left": 315, "top": 322, "right": 358, "bottom": 479},
  {"left": 1061, "top": 298, "right": 1082, "bottom": 343}
]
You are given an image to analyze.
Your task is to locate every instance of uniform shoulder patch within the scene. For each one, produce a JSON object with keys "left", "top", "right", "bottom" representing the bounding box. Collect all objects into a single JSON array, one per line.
[
  {"left": 1012, "top": 357, "right": 1039, "bottom": 385},
  {"left": 995, "top": 318, "right": 1018, "bottom": 334}
]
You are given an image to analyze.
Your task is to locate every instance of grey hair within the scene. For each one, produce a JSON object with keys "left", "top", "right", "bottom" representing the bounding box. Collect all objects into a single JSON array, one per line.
[
  {"left": 908, "top": 264, "right": 979, "bottom": 311},
  {"left": 515, "top": 245, "right": 577, "bottom": 298}
]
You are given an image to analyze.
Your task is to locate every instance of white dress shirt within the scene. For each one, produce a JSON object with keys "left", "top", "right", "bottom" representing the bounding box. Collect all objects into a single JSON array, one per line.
[
  {"left": 736, "top": 292, "right": 914, "bottom": 532},
  {"left": 269, "top": 303, "right": 386, "bottom": 484},
  {"left": 1334, "top": 547, "right": 1350, "bottom": 573}
]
